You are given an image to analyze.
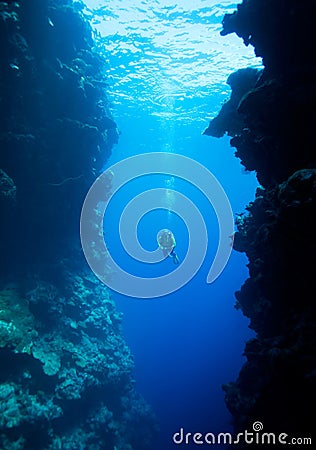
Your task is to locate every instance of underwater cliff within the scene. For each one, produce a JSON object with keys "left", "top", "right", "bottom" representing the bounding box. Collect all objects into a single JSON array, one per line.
[
  {"left": 205, "top": 0, "right": 316, "bottom": 445},
  {"left": 0, "top": 1, "right": 156, "bottom": 448}
]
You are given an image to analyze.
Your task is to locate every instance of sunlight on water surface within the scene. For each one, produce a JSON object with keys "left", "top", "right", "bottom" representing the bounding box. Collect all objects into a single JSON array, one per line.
[{"left": 84, "top": 0, "right": 262, "bottom": 124}]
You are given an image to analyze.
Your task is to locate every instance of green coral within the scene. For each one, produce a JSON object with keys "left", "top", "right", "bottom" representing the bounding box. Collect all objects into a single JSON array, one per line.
[
  {"left": 0, "top": 169, "right": 16, "bottom": 202},
  {"left": 0, "top": 382, "right": 62, "bottom": 431},
  {"left": 0, "top": 288, "right": 37, "bottom": 353}
]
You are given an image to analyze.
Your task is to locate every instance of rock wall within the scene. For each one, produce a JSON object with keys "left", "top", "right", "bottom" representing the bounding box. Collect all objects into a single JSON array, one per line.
[
  {"left": 0, "top": 1, "right": 156, "bottom": 449},
  {"left": 205, "top": 0, "right": 316, "bottom": 445},
  {"left": 0, "top": 0, "right": 119, "bottom": 277}
]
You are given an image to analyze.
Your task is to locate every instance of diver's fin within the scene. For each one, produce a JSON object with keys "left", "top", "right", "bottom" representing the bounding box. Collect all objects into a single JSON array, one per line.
[{"left": 172, "top": 253, "right": 180, "bottom": 265}]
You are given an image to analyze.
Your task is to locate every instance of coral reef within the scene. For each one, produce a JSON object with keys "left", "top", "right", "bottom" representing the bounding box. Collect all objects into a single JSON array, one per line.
[
  {"left": 0, "top": 0, "right": 118, "bottom": 277},
  {"left": 0, "top": 273, "right": 156, "bottom": 449},
  {"left": 0, "top": 1, "right": 156, "bottom": 448},
  {"left": 0, "top": 287, "right": 37, "bottom": 353},
  {"left": 205, "top": 0, "right": 316, "bottom": 444}
]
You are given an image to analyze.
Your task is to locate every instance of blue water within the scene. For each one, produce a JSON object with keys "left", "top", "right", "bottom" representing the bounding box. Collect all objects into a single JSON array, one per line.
[{"left": 84, "top": 1, "right": 262, "bottom": 448}]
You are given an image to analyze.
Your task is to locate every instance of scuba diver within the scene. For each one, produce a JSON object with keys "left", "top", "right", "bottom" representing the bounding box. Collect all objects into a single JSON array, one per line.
[{"left": 157, "top": 229, "right": 180, "bottom": 265}]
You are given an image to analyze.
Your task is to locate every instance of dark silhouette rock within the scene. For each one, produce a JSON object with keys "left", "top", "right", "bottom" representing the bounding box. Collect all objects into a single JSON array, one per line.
[
  {"left": 205, "top": 0, "right": 316, "bottom": 444},
  {"left": 203, "top": 68, "right": 262, "bottom": 138}
]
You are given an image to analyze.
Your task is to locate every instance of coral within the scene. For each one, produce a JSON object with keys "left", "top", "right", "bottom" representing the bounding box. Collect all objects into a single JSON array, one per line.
[
  {"left": 0, "top": 383, "right": 20, "bottom": 429},
  {"left": 205, "top": 71, "right": 316, "bottom": 187},
  {"left": 0, "top": 0, "right": 118, "bottom": 278},
  {"left": 233, "top": 170, "right": 316, "bottom": 335},
  {"left": 0, "top": 381, "right": 62, "bottom": 431},
  {"left": 0, "top": 1, "right": 157, "bottom": 449},
  {"left": 0, "top": 273, "right": 157, "bottom": 449},
  {"left": 0, "top": 288, "right": 37, "bottom": 353},
  {"left": 32, "top": 336, "right": 62, "bottom": 376},
  {"left": 0, "top": 168, "right": 16, "bottom": 203},
  {"left": 205, "top": 0, "right": 316, "bottom": 442},
  {"left": 206, "top": 0, "right": 316, "bottom": 188}
]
